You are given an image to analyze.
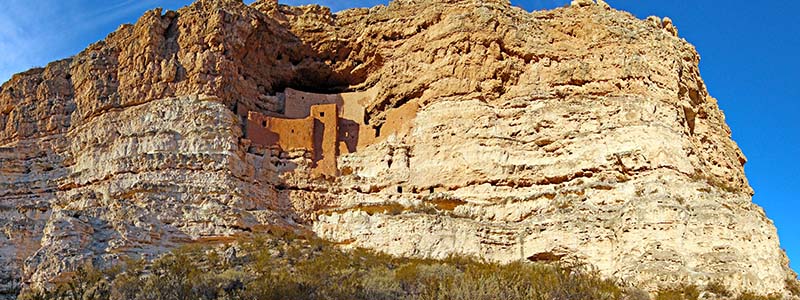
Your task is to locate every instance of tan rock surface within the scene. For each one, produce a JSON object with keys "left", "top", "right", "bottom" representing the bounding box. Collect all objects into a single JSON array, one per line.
[{"left": 0, "top": 0, "right": 796, "bottom": 298}]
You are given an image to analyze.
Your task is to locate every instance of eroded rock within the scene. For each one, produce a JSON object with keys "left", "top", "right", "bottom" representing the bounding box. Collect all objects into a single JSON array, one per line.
[{"left": 0, "top": 0, "right": 795, "bottom": 298}]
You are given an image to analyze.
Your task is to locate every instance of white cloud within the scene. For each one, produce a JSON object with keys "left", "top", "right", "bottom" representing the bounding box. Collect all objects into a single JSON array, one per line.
[{"left": 0, "top": 0, "right": 171, "bottom": 83}]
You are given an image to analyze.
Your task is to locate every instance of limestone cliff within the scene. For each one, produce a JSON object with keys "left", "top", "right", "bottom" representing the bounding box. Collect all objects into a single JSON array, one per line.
[{"left": 0, "top": 0, "right": 796, "bottom": 298}]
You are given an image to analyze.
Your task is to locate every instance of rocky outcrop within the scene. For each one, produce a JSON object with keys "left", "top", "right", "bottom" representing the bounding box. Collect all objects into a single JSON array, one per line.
[{"left": 0, "top": 0, "right": 796, "bottom": 298}]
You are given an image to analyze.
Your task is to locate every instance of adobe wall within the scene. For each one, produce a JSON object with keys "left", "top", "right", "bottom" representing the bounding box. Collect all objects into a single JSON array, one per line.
[
  {"left": 247, "top": 111, "right": 314, "bottom": 152},
  {"left": 282, "top": 88, "right": 376, "bottom": 120},
  {"left": 339, "top": 88, "right": 378, "bottom": 122},
  {"left": 246, "top": 103, "right": 339, "bottom": 177},
  {"left": 279, "top": 88, "right": 381, "bottom": 155},
  {"left": 311, "top": 104, "right": 338, "bottom": 177},
  {"left": 245, "top": 87, "right": 418, "bottom": 176},
  {"left": 283, "top": 89, "right": 341, "bottom": 119}
]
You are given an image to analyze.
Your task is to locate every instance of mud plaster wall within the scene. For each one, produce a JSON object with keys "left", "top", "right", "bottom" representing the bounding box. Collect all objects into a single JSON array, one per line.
[
  {"left": 247, "top": 112, "right": 313, "bottom": 152},
  {"left": 310, "top": 104, "right": 338, "bottom": 177},
  {"left": 245, "top": 88, "right": 418, "bottom": 177},
  {"left": 283, "top": 89, "right": 341, "bottom": 119},
  {"left": 252, "top": 88, "right": 380, "bottom": 154}
]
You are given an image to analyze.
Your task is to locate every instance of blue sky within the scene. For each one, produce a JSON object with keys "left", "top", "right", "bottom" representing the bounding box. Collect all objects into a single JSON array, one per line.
[{"left": 0, "top": 0, "right": 798, "bottom": 272}]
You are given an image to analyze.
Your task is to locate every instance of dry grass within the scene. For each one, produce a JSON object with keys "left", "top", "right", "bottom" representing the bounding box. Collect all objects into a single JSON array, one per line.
[
  {"left": 19, "top": 233, "right": 791, "bottom": 300},
  {"left": 653, "top": 284, "right": 785, "bottom": 300},
  {"left": 20, "top": 233, "right": 631, "bottom": 300},
  {"left": 655, "top": 285, "right": 700, "bottom": 300}
]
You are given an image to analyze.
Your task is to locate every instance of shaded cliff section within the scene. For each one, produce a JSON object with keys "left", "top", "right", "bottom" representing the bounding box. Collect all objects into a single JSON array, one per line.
[{"left": 0, "top": 0, "right": 367, "bottom": 297}]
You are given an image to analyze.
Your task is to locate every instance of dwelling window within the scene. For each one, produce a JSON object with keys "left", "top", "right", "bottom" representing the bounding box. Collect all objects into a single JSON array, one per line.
[
  {"left": 429, "top": 187, "right": 435, "bottom": 194},
  {"left": 344, "top": 131, "right": 349, "bottom": 138},
  {"left": 375, "top": 125, "right": 382, "bottom": 137},
  {"left": 397, "top": 186, "right": 403, "bottom": 193},
  {"left": 291, "top": 129, "right": 295, "bottom": 133},
  {"left": 320, "top": 112, "right": 325, "bottom": 117},
  {"left": 262, "top": 120, "right": 267, "bottom": 128}
]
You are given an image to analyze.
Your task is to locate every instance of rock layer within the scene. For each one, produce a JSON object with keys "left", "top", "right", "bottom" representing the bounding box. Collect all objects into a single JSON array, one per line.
[{"left": 0, "top": 0, "right": 796, "bottom": 298}]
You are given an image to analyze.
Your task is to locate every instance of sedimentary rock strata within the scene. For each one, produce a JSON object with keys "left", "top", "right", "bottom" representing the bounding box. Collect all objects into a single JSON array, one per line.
[{"left": 0, "top": 0, "right": 796, "bottom": 298}]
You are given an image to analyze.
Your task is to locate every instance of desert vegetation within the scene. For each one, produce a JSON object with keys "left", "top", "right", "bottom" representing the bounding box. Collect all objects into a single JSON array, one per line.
[{"left": 19, "top": 229, "right": 795, "bottom": 300}]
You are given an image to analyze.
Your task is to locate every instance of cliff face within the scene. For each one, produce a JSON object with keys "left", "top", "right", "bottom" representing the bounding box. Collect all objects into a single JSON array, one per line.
[{"left": 0, "top": 0, "right": 795, "bottom": 298}]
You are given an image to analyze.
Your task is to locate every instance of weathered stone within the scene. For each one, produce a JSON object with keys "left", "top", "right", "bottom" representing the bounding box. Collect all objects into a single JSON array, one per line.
[
  {"left": 571, "top": 0, "right": 595, "bottom": 7},
  {"left": 0, "top": 0, "right": 796, "bottom": 299},
  {"left": 663, "top": 17, "right": 680, "bottom": 37}
]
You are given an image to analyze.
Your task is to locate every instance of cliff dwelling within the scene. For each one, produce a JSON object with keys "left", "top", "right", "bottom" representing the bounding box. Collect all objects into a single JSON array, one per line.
[{"left": 245, "top": 88, "right": 418, "bottom": 177}]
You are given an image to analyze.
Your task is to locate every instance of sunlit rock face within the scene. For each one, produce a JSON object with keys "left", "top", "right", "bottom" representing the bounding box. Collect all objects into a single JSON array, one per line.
[{"left": 0, "top": 0, "right": 795, "bottom": 298}]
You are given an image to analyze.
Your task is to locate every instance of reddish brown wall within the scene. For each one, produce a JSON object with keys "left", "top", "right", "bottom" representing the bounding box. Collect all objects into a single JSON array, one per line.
[
  {"left": 245, "top": 88, "right": 418, "bottom": 177},
  {"left": 247, "top": 111, "right": 314, "bottom": 152},
  {"left": 311, "top": 104, "right": 338, "bottom": 177},
  {"left": 283, "top": 89, "right": 341, "bottom": 118},
  {"left": 246, "top": 104, "right": 339, "bottom": 177}
]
